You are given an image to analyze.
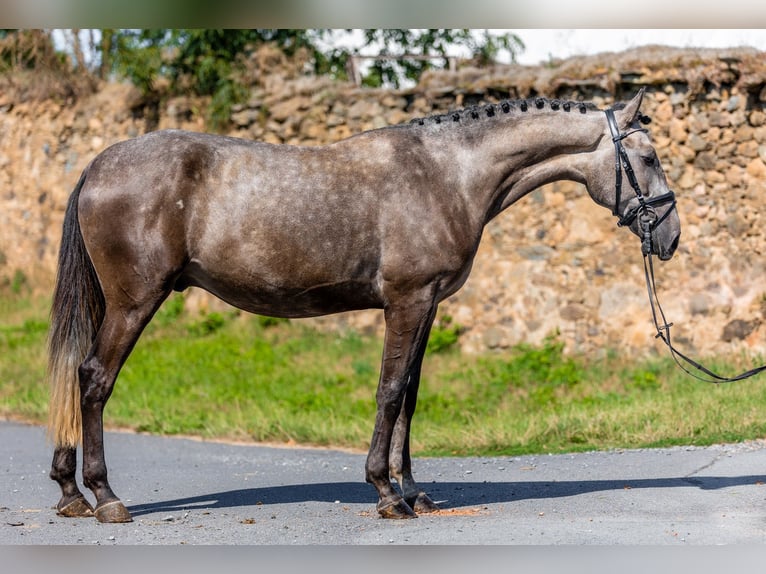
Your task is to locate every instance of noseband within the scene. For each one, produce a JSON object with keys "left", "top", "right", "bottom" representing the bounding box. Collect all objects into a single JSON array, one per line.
[{"left": 605, "top": 109, "right": 676, "bottom": 255}]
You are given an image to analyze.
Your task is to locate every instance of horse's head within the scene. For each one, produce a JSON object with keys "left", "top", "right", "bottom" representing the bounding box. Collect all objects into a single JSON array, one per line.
[{"left": 588, "top": 89, "right": 681, "bottom": 261}]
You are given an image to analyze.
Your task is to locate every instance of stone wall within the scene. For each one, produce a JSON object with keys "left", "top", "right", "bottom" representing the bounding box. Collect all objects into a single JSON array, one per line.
[{"left": 2, "top": 45, "right": 766, "bottom": 358}]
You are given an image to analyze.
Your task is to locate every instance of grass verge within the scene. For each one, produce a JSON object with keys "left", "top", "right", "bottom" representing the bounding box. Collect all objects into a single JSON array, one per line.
[{"left": 2, "top": 292, "right": 766, "bottom": 456}]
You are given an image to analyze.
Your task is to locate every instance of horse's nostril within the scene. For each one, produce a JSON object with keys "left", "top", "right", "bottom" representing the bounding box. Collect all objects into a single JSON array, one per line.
[
  {"left": 660, "top": 233, "right": 680, "bottom": 261},
  {"left": 670, "top": 233, "right": 680, "bottom": 254}
]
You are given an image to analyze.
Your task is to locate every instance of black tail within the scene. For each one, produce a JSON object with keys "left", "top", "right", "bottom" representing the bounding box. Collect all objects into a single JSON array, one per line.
[{"left": 47, "top": 168, "right": 105, "bottom": 447}]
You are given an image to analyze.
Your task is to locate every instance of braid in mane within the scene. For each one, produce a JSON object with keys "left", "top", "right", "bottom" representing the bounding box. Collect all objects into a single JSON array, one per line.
[{"left": 407, "top": 96, "right": 600, "bottom": 128}]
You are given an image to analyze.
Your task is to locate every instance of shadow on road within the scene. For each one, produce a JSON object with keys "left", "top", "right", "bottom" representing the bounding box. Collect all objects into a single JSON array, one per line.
[{"left": 127, "top": 474, "right": 766, "bottom": 517}]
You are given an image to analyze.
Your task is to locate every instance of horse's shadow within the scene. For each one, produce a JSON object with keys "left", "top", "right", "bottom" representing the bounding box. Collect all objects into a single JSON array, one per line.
[{"left": 127, "top": 474, "right": 766, "bottom": 518}]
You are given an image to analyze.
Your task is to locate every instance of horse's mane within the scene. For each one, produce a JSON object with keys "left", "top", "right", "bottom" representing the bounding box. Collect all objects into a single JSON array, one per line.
[{"left": 406, "top": 97, "right": 601, "bottom": 128}]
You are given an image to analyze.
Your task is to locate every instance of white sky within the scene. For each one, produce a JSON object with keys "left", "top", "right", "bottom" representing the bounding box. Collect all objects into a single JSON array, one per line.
[
  {"left": 511, "top": 29, "right": 766, "bottom": 65},
  {"left": 53, "top": 28, "right": 766, "bottom": 71},
  {"left": 318, "top": 29, "right": 766, "bottom": 69}
]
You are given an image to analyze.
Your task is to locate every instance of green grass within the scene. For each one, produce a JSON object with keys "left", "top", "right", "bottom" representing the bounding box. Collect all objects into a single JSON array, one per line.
[{"left": 2, "top": 292, "right": 766, "bottom": 456}]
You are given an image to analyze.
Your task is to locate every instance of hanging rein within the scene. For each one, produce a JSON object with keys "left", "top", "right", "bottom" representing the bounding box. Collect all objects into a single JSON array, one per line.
[{"left": 605, "top": 108, "right": 766, "bottom": 384}]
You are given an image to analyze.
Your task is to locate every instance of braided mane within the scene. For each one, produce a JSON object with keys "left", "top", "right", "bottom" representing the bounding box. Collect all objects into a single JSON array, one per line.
[{"left": 407, "top": 97, "right": 600, "bottom": 128}]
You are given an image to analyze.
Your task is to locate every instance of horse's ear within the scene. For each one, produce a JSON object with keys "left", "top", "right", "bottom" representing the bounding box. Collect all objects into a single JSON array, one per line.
[{"left": 615, "top": 87, "right": 646, "bottom": 130}]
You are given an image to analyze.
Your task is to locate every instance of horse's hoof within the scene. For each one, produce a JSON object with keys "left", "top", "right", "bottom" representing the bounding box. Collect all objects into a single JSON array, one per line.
[
  {"left": 377, "top": 496, "right": 417, "bottom": 519},
  {"left": 94, "top": 500, "right": 133, "bottom": 523},
  {"left": 410, "top": 492, "right": 440, "bottom": 514},
  {"left": 56, "top": 496, "right": 94, "bottom": 518}
]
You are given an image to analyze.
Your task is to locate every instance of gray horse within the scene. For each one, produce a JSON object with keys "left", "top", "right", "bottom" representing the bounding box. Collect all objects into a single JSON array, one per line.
[{"left": 47, "top": 88, "right": 680, "bottom": 522}]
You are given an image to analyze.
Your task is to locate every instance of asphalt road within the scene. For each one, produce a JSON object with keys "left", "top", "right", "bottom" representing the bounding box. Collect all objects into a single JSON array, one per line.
[{"left": 3, "top": 419, "right": 766, "bottom": 545}]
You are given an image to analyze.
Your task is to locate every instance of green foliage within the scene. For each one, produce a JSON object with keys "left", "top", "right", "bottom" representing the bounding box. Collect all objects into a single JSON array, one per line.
[
  {"left": 7, "top": 295, "right": 766, "bottom": 457},
  {"left": 501, "top": 334, "right": 583, "bottom": 389},
  {"left": 474, "top": 334, "right": 583, "bottom": 404},
  {"left": 0, "top": 317, "right": 47, "bottom": 349},
  {"left": 3, "top": 29, "right": 525, "bottom": 128},
  {"left": 1, "top": 29, "right": 62, "bottom": 71},
  {"left": 188, "top": 311, "right": 228, "bottom": 336},
  {"left": 0, "top": 299, "right": 49, "bottom": 421},
  {"left": 114, "top": 310, "right": 381, "bottom": 444},
  {"left": 108, "top": 29, "right": 166, "bottom": 95},
  {"left": 427, "top": 314, "right": 462, "bottom": 354},
  {"left": 358, "top": 29, "right": 524, "bottom": 88},
  {"left": 0, "top": 30, "right": 92, "bottom": 102},
  {"left": 101, "top": 29, "right": 524, "bottom": 129},
  {"left": 629, "top": 366, "right": 662, "bottom": 391},
  {"left": 3, "top": 28, "right": 525, "bottom": 122},
  {"left": 10, "top": 270, "right": 28, "bottom": 295},
  {"left": 154, "top": 292, "right": 185, "bottom": 326},
  {"left": 256, "top": 315, "right": 289, "bottom": 328}
]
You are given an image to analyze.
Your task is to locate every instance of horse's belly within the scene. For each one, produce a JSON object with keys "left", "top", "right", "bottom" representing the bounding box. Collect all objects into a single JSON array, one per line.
[{"left": 175, "top": 261, "right": 383, "bottom": 318}]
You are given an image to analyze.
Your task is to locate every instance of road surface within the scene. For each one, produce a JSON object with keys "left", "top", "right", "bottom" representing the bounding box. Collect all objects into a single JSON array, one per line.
[{"left": 3, "top": 419, "right": 766, "bottom": 545}]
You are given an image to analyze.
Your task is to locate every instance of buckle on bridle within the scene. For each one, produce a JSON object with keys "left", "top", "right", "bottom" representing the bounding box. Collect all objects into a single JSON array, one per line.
[
  {"left": 617, "top": 191, "right": 676, "bottom": 228},
  {"left": 639, "top": 208, "right": 656, "bottom": 255}
]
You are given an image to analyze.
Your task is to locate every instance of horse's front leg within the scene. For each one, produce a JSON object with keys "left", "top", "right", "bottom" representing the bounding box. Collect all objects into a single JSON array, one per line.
[
  {"left": 366, "top": 296, "right": 436, "bottom": 519},
  {"left": 388, "top": 354, "right": 440, "bottom": 515}
]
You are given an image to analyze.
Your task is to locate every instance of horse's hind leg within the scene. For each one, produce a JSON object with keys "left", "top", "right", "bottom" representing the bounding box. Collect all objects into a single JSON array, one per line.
[
  {"left": 388, "top": 308, "right": 440, "bottom": 515},
  {"left": 79, "top": 293, "right": 170, "bottom": 523},
  {"left": 50, "top": 446, "right": 93, "bottom": 517}
]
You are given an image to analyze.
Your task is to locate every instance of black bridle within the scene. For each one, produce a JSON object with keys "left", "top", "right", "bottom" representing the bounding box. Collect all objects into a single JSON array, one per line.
[
  {"left": 606, "top": 108, "right": 766, "bottom": 384},
  {"left": 605, "top": 108, "right": 676, "bottom": 255}
]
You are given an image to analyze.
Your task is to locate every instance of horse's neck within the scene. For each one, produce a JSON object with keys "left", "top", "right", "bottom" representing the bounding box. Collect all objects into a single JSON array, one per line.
[{"left": 472, "top": 111, "right": 605, "bottom": 222}]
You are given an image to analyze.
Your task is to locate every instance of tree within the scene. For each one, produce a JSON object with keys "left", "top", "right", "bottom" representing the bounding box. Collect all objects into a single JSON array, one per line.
[
  {"left": 0, "top": 29, "right": 61, "bottom": 71},
  {"left": 101, "top": 29, "right": 524, "bottom": 130},
  {"left": 356, "top": 29, "right": 524, "bottom": 88},
  {"left": 0, "top": 29, "right": 93, "bottom": 102},
  {"left": 0, "top": 29, "right": 523, "bottom": 126}
]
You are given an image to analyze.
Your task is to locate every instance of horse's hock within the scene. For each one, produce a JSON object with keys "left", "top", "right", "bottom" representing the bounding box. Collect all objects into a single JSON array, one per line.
[{"left": 2, "top": 45, "right": 766, "bottom": 359}]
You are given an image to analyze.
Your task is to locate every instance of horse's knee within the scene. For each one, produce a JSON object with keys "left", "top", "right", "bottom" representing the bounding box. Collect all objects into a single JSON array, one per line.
[{"left": 376, "top": 378, "right": 408, "bottom": 411}]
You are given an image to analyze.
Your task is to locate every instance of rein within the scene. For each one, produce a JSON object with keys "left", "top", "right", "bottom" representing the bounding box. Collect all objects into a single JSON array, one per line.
[
  {"left": 605, "top": 108, "right": 766, "bottom": 384},
  {"left": 642, "top": 251, "right": 766, "bottom": 383}
]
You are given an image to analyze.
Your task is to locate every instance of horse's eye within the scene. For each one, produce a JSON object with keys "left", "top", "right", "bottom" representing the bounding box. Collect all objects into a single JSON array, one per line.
[{"left": 642, "top": 155, "right": 656, "bottom": 167}]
